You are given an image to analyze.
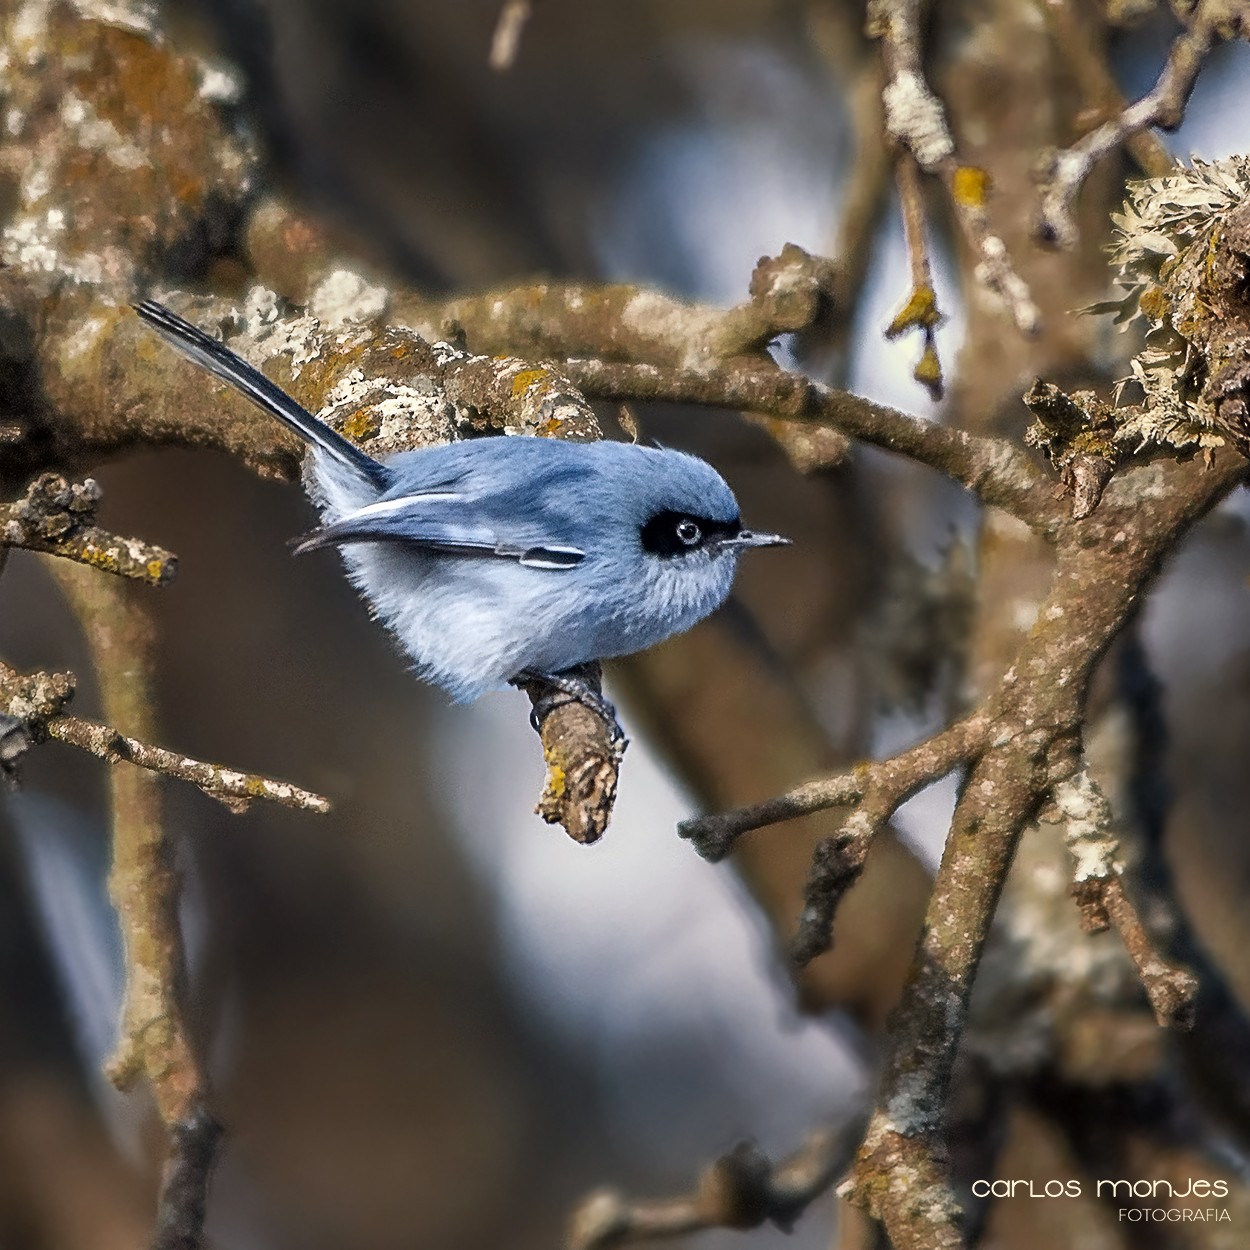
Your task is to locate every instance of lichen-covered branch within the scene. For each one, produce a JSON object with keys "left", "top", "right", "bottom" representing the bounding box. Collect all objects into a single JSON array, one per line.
[
  {"left": 563, "top": 359, "right": 1060, "bottom": 529},
  {"left": 0, "top": 655, "right": 330, "bottom": 813},
  {"left": 1041, "top": 0, "right": 1175, "bottom": 182},
  {"left": 1054, "top": 768, "right": 1200, "bottom": 1028},
  {"left": 515, "top": 663, "right": 625, "bottom": 845},
  {"left": 1036, "top": 1, "right": 1239, "bottom": 247},
  {"left": 886, "top": 151, "right": 944, "bottom": 400},
  {"left": 868, "top": 0, "right": 1041, "bottom": 335},
  {"left": 1, "top": 472, "right": 176, "bottom": 585},
  {"left": 836, "top": 446, "right": 1246, "bottom": 1249},
  {"left": 566, "top": 1126, "right": 860, "bottom": 1250},
  {"left": 245, "top": 202, "right": 853, "bottom": 470}
]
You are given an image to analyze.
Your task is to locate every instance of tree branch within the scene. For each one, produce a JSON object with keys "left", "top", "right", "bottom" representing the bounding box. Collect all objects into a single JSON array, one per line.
[
  {"left": 1, "top": 473, "right": 177, "bottom": 586},
  {"left": 562, "top": 359, "right": 1060, "bottom": 529},
  {"left": 0, "top": 656, "right": 330, "bottom": 814},
  {"left": 566, "top": 1126, "right": 860, "bottom": 1250},
  {"left": 1053, "top": 768, "right": 1199, "bottom": 1029},
  {"left": 1036, "top": 1, "right": 1236, "bottom": 247},
  {"left": 869, "top": 0, "right": 1041, "bottom": 336}
]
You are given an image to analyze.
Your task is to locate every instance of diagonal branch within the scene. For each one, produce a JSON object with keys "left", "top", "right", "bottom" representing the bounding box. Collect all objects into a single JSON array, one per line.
[
  {"left": 562, "top": 359, "right": 1060, "bottom": 530},
  {"left": 679, "top": 713, "right": 987, "bottom": 862},
  {"left": 1036, "top": 1, "right": 1233, "bottom": 247}
]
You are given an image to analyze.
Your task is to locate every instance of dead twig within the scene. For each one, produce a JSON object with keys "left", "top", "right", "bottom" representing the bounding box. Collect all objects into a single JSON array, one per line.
[
  {"left": 1, "top": 474, "right": 177, "bottom": 587},
  {"left": 1036, "top": 1, "right": 1235, "bottom": 246},
  {"left": 869, "top": 0, "right": 1041, "bottom": 335},
  {"left": 886, "top": 151, "right": 945, "bottom": 400},
  {"left": 566, "top": 1126, "right": 860, "bottom": 1250},
  {"left": 1054, "top": 768, "right": 1199, "bottom": 1028}
]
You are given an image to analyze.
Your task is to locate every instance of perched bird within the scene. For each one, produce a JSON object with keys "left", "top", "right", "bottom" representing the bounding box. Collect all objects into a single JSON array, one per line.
[{"left": 133, "top": 300, "right": 788, "bottom": 722}]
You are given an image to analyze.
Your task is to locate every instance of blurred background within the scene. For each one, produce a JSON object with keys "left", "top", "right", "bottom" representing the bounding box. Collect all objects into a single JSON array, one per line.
[{"left": 1, "top": 2, "right": 1249, "bottom": 1248}]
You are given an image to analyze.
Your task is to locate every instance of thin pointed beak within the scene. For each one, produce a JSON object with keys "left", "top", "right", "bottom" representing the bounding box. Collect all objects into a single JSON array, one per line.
[{"left": 724, "top": 530, "right": 792, "bottom": 550}]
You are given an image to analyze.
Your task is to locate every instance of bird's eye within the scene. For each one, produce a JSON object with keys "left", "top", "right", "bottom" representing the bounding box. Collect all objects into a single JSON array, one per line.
[{"left": 675, "top": 518, "right": 702, "bottom": 546}]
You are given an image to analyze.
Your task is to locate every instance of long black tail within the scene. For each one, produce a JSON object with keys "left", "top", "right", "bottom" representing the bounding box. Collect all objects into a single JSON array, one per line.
[{"left": 133, "top": 300, "right": 390, "bottom": 489}]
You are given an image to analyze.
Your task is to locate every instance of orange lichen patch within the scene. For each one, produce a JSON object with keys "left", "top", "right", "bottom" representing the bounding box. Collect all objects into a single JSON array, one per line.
[
  {"left": 886, "top": 284, "right": 941, "bottom": 337},
  {"left": 539, "top": 418, "right": 564, "bottom": 436},
  {"left": 952, "top": 165, "right": 990, "bottom": 208},
  {"left": 511, "top": 367, "right": 548, "bottom": 396}
]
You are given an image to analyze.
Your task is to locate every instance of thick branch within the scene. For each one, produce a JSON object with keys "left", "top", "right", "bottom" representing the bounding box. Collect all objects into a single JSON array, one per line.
[
  {"left": 515, "top": 663, "right": 626, "bottom": 845},
  {"left": 841, "top": 451, "right": 1245, "bottom": 1249}
]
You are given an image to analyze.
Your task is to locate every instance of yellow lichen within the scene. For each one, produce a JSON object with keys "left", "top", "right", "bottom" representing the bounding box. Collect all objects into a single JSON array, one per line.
[
  {"left": 913, "top": 342, "right": 943, "bottom": 394},
  {"left": 952, "top": 165, "right": 990, "bottom": 207},
  {"left": 887, "top": 284, "right": 941, "bottom": 337},
  {"left": 341, "top": 408, "right": 380, "bottom": 441},
  {"left": 1137, "top": 285, "right": 1170, "bottom": 323},
  {"left": 511, "top": 368, "right": 548, "bottom": 397},
  {"left": 544, "top": 763, "right": 567, "bottom": 798},
  {"left": 146, "top": 558, "right": 165, "bottom": 581}
]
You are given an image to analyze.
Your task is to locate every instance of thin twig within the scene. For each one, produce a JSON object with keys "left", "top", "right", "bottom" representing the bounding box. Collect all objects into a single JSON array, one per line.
[
  {"left": 1041, "top": 0, "right": 1175, "bottom": 181},
  {"left": 566, "top": 1125, "right": 861, "bottom": 1250},
  {"left": 0, "top": 657, "right": 330, "bottom": 814},
  {"left": 886, "top": 151, "right": 944, "bottom": 401},
  {"left": 46, "top": 716, "right": 331, "bottom": 814},
  {"left": 1054, "top": 768, "right": 1199, "bottom": 1028},
  {"left": 679, "top": 714, "right": 986, "bottom": 861},
  {"left": 1036, "top": 2, "right": 1228, "bottom": 246},
  {"left": 1, "top": 474, "right": 177, "bottom": 586},
  {"left": 870, "top": 0, "right": 1041, "bottom": 335}
]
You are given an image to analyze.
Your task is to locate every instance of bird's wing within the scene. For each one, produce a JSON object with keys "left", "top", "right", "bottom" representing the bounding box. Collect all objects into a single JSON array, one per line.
[{"left": 294, "top": 489, "right": 587, "bottom": 569}]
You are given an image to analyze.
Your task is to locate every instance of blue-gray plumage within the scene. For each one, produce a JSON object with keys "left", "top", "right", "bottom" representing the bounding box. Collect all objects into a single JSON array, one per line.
[{"left": 133, "top": 301, "right": 789, "bottom": 703}]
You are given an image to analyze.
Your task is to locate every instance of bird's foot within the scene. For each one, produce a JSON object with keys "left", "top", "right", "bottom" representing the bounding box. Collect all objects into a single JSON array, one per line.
[{"left": 513, "top": 666, "right": 627, "bottom": 750}]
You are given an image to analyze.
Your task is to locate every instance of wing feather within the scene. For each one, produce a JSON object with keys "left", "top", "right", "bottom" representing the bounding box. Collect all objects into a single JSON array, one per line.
[{"left": 294, "top": 490, "right": 586, "bottom": 569}]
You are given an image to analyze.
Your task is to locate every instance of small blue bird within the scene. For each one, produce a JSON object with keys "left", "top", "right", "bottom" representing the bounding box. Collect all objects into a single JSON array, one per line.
[{"left": 134, "top": 301, "right": 788, "bottom": 720}]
